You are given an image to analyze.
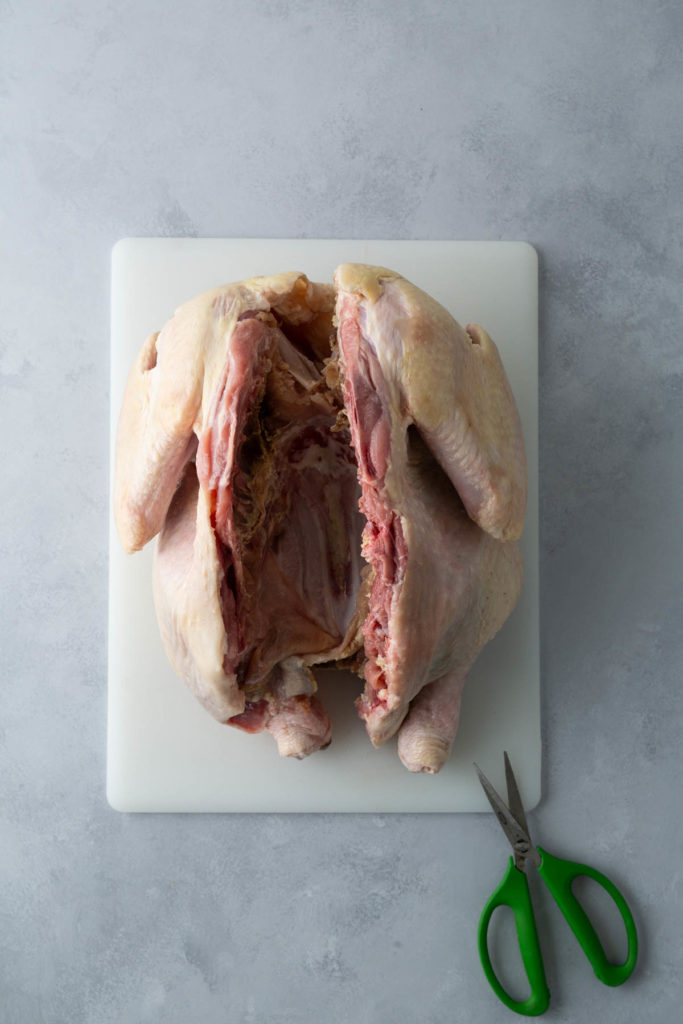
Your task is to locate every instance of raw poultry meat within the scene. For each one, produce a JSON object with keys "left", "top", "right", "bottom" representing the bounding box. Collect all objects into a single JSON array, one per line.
[
  {"left": 115, "top": 273, "right": 366, "bottom": 758},
  {"left": 335, "top": 265, "right": 525, "bottom": 770},
  {"left": 114, "top": 264, "right": 526, "bottom": 771}
]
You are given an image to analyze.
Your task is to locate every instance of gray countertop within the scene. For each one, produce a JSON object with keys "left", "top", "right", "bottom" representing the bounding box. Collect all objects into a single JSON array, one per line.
[{"left": 2, "top": 1, "right": 682, "bottom": 1021}]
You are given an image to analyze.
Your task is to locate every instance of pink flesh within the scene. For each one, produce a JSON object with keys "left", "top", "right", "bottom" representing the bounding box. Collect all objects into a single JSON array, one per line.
[
  {"left": 229, "top": 699, "right": 270, "bottom": 733},
  {"left": 338, "top": 297, "right": 407, "bottom": 712},
  {"left": 252, "top": 422, "right": 361, "bottom": 674},
  {"left": 196, "top": 315, "right": 362, "bottom": 720},
  {"left": 196, "top": 317, "right": 272, "bottom": 669}
]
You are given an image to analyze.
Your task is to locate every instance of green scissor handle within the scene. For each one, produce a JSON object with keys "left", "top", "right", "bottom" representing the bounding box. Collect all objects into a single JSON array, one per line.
[
  {"left": 536, "top": 846, "right": 638, "bottom": 986},
  {"left": 477, "top": 857, "right": 550, "bottom": 1016}
]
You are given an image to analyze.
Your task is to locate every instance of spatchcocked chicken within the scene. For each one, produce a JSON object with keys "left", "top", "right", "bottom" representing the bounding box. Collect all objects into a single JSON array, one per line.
[{"left": 114, "top": 265, "right": 526, "bottom": 773}]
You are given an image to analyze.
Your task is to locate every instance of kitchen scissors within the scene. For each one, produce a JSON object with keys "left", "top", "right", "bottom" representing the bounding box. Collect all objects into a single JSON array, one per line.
[{"left": 475, "top": 753, "right": 638, "bottom": 1016}]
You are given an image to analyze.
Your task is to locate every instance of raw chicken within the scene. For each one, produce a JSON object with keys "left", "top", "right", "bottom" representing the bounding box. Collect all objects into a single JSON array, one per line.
[
  {"left": 115, "top": 272, "right": 365, "bottom": 757},
  {"left": 334, "top": 265, "right": 525, "bottom": 771},
  {"left": 114, "top": 264, "right": 526, "bottom": 771}
]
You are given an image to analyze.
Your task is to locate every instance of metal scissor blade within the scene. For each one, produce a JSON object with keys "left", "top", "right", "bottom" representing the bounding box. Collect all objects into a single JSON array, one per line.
[
  {"left": 474, "top": 762, "right": 540, "bottom": 871},
  {"left": 504, "top": 751, "right": 530, "bottom": 837}
]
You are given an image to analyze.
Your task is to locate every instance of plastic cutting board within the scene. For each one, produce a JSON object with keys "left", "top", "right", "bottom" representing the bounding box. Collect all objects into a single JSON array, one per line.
[{"left": 108, "top": 238, "right": 539, "bottom": 812}]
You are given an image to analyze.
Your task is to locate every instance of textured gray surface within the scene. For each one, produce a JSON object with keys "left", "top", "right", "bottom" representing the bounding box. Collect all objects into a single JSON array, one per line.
[{"left": 1, "top": 0, "right": 682, "bottom": 1021}]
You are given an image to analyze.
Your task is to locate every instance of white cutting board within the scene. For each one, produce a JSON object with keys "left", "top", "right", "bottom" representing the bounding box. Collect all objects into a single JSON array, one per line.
[{"left": 108, "top": 239, "right": 539, "bottom": 812}]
